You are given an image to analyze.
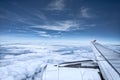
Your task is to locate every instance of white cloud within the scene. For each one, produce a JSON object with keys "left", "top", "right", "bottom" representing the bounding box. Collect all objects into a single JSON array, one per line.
[
  {"left": 47, "top": 0, "right": 65, "bottom": 10},
  {"left": 40, "top": 34, "right": 52, "bottom": 38},
  {"left": 31, "top": 21, "right": 79, "bottom": 31},
  {"left": 38, "top": 31, "right": 52, "bottom": 38},
  {"left": 80, "top": 7, "right": 91, "bottom": 18},
  {"left": 32, "top": 31, "right": 52, "bottom": 38}
]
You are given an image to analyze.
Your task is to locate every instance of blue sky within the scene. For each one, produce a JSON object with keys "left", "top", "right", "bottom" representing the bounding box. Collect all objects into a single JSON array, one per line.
[{"left": 0, "top": 0, "right": 120, "bottom": 43}]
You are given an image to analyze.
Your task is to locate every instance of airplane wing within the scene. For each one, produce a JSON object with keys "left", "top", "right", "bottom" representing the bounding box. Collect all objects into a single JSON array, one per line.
[{"left": 91, "top": 41, "right": 120, "bottom": 80}]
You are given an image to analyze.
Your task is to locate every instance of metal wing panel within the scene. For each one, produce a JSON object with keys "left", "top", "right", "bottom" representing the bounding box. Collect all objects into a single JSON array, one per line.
[{"left": 91, "top": 42, "right": 120, "bottom": 80}]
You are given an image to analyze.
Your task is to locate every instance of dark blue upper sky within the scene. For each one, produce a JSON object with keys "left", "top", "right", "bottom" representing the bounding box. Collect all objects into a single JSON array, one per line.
[{"left": 0, "top": 0, "right": 120, "bottom": 42}]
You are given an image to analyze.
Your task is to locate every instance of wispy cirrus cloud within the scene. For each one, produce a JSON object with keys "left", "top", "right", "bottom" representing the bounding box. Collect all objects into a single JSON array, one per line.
[
  {"left": 80, "top": 7, "right": 91, "bottom": 18},
  {"left": 46, "top": 0, "right": 65, "bottom": 10},
  {"left": 84, "top": 24, "right": 96, "bottom": 27},
  {"left": 33, "top": 11, "right": 47, "bottom": 21},
  {"left": 29, "top": 20, "right": 96, "bottom": 38},
  {"left": 35, "top": 31, "right": 52, "bottom": 38},
  {"left": 31, "top": 20, "right": 79, "bottom": 31},
  {"left": 31, "top": 30, "right": 58, "bottom": 38},
  {"left": 0, "top": 5, "right": 48, "bottom": 26}
]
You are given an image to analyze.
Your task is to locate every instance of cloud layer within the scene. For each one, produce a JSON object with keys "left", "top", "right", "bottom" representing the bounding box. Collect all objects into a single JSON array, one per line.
[{"left": 0, "top": 42, "right": 95, "bottom": 80}]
